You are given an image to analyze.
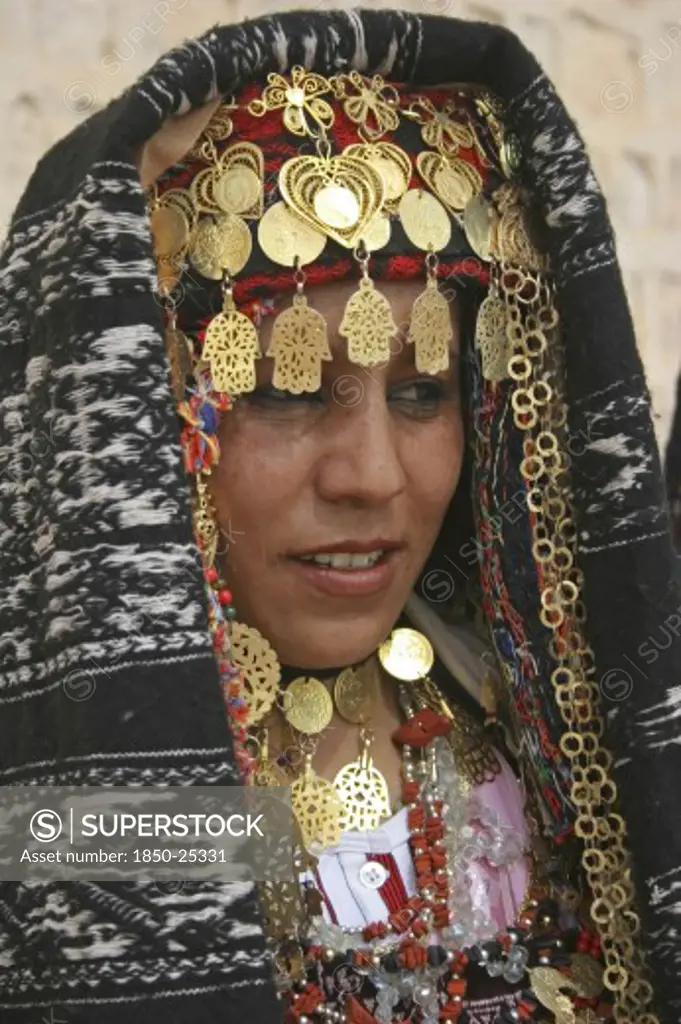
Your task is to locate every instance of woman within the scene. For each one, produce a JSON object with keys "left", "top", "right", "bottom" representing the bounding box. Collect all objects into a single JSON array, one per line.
[{"left": 1, "top": 8, "right": 680, "bottom": 1024}]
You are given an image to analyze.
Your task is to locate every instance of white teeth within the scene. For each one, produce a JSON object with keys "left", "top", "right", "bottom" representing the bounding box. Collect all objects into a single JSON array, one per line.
[{"left": 299, "top": 550, "right": 384, "bottom": 569}]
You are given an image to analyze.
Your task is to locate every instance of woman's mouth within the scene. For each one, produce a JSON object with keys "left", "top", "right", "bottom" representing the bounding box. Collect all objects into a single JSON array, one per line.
[
  {"left": 287, "top": 544, "right": 402, "bottom": 597},
  {"left": 297, "top": 550, "right": 385, "bottom": 569}
]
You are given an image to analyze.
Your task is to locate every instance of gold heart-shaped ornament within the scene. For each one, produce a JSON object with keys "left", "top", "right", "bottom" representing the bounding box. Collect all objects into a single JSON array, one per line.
[
  {"left": 191, "top": 142, "right": 264, "bottom": 220},
  {"left": 278, "top": 154, "right": 385, "bottom": 248},
  {"left": 417, "top": 150, "right": 482, "bottom": 214},
  {"left": 215, "top": 141, "right": 264, "bottom": 219}
]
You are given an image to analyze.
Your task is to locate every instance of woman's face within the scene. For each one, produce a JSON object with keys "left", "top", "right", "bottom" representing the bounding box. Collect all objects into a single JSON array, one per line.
[{"left": 209, "top": 278, "right": 464, "bottom": 669}]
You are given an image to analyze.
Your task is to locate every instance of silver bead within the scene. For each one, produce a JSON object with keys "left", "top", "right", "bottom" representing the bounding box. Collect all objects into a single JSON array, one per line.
[
  {"left": 446, "top": 949, "right": 456, "bottom": 963},
  {"left": 539, "top": 955, "right": 550, "bottom": 965},
  {"left": 299, "top": 1017, "right": 309, "bottom": 1024},
  {"left": 324, "top": 948, "right": 335, "bottom": 962}
]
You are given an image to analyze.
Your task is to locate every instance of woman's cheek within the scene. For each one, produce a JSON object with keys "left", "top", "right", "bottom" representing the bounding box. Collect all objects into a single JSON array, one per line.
[{"left": 409, "top": 415, "right": 464, "bottom": 511}]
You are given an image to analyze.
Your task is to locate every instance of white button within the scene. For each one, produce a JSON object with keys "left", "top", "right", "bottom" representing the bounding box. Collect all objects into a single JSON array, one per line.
[{"left": 358, "top": 860, "right": 389, "bottom": 889}]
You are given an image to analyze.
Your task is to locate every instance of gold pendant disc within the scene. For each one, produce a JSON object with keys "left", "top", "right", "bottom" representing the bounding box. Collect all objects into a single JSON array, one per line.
[
  {"left": 378, "top": 627, "right": 434, "bottom": 682},
  {"left": 283, "top": 677, "right": 334, "bottom": 735}
]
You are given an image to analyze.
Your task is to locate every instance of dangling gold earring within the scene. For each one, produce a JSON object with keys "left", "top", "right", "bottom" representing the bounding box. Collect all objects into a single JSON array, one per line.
[
  {"left": 163, "top": 302, "right": 194, "bottom": 404},
  {"left": 266, "top": 256, "right": 332, "bottom": 393},
  {"left": 339, "top": 242, "right": 398, "bottom": 368},
  {"left": 407, "top": 249, "right": 452, "bottom": 375},
  {"left": 202, "top": 271, "right": 261, "bottom": 395},
  {"left": 193, "top": 471, "right": 220, "bottom": 570}
]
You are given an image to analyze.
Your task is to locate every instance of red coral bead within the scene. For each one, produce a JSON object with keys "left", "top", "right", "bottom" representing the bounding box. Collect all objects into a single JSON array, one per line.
[{"left": 218, "top": 588, "right": 233, "bottom": 605}]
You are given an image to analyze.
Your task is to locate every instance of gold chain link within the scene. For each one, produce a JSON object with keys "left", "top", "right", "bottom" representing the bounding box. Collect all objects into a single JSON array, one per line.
[{"left": 503, "top": 261, "right": 658, "bottom": 1023}]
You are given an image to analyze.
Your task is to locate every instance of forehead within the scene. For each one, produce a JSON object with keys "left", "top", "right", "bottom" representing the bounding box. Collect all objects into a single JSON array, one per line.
[{"left": 257, "top": 279, "right": 460, "bottom": 360}]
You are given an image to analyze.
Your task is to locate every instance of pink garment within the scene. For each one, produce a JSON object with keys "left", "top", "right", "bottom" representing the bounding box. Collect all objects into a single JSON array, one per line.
[
  {"left": 303, "top": 753, "right": 530, "bottom": 935},
  {"left": 467, "top": 756, "right": 530, "bottom": 930}
]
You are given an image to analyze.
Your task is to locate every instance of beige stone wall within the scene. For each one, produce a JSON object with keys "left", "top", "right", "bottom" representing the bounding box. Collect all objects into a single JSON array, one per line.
[{"left": 2, "top": 0, "right": 680, "bottom": 450}]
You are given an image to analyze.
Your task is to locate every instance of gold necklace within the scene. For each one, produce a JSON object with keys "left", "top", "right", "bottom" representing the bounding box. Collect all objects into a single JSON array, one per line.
[{"left": 231, "top": 621, "right": 499, "bottom": 846}]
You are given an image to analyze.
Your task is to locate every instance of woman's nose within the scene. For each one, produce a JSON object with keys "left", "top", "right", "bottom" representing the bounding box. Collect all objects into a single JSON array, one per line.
[{"left": 315, "top": 384, "right": 407, "bottom": 506}]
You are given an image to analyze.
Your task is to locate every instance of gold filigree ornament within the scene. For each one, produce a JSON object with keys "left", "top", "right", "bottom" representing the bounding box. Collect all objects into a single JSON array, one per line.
[
  {"left": 416, "top": 150, "right": 483, "bottom": 215},
  {"left": 331, "top": 70, "right": 401, "bottom": 139},
  {"left": 192, "top": 142, "right": 265, "bottom": 220},
  {"left": 344, "top": 141, "right": 411, "bottom": 210},
  {"left": 528, "top": 958, "right": 604, "bottom": 1024},
  {"left": 291, "top": 757, "right": 344, "bottom": 850},
  {"left": 189, "top": 212, "right": 252, "bottom": 280},
  {"left": 473, "top": 91, "right": 522, "bottom": 179},
  {"left": 248, "top": 66, "right": 334, "bottom": 138},
  {"left": 186, "top": 98, "right": 236, "bottom": 159},
  {"left": 529, "top": 966, "right": 580, "bottom": 1024},
  {"left": 490, "top": 184, "right": 547, "bottom": 271},
  {"left": 258, "top": 878, "right": 305, "bottom": 944},
  {"left": 399, "top": 188, "right": 452, "bottom": 253},
  {"left": 192, "top": 471, "right": 219, "bottom": 569},
  {"left": 203, "top": 279, "right": 260, "bottom": 395},
  {"left": 408, "top": 253, "right": 452, "bottom": 376},
  {"left": 279, "top": 152, "right": 385, "bottom": 248},
  {"left": 230, "top": 620, "right": 281, "bottom": 727},
  {"left": 339, "top": 249, "right": 399, "bottom": 368},
  {"left": 438, "top": 692, "right": 501, "bottom": 788},
  {"left": 475, "top": 276, "right": 511, "bottom": 383},
  {"left": 266, "top": 267, "right": 332, "bottom": 394},
  {"left": 267, "top": 291, "right": 332, "bottom": 393},
  {"left": 282, "top": 677, "right": 334, "bottom": 735},
  {"left": 333, "top": 734, "right": 391, "bottom": 833},
  {"left": 408, "top": 95, "right": 475, "bottom": 155}
]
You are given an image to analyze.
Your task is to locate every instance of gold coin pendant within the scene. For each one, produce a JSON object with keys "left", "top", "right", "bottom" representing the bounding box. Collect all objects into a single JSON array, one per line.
[
  {"left": 215, "top": 166, "right": 261, "bottom": 215},
  {"left": 258, "top": 201, "right": 326, "bottom": 267},
  {"left": 378, "top": 627, "right": 434, "bottom": 682},
  {"left": 314, "top": 184, "right": 360, "bottom": 230},
  {"left": 190, "top": 213, "right": 252, "bottom": 279},
  {"left": 360, "top": 212, "right": 391, "bottom": 252},
  {"left": 399, "top": 189, "right": 451, "bottom": 252},
  {"left": 283, "top": 676, "right": 333, "bottom": 735},
  {"left": 150, "top": 205, "right": 189, "bottom": 258},
  {"left": 334, "top": 668, "right": 372, "bottom": 725},
  {"left": 463, "top": 193, "right": 495, "bottom": 261}
]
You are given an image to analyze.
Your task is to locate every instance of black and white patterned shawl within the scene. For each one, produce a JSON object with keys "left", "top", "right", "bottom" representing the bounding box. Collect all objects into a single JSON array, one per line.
[{"left": 1, "top": 9, "right": 680, "bottom": 1023}]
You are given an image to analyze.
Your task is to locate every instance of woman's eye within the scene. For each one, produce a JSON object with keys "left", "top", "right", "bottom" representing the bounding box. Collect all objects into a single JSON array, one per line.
[{"left": 389, "top": 379, "right": 449, "bottom": 413}]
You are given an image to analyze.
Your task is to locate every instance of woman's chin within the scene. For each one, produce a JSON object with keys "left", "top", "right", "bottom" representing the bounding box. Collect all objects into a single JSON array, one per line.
[{"left": 265, "top": 623, "right": 390, "bottom": 670}]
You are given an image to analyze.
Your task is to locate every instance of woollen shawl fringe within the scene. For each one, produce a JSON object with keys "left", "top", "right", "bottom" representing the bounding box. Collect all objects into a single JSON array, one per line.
[{"left": 0, "top": 9, "right": 678, "bottom": 1023}]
